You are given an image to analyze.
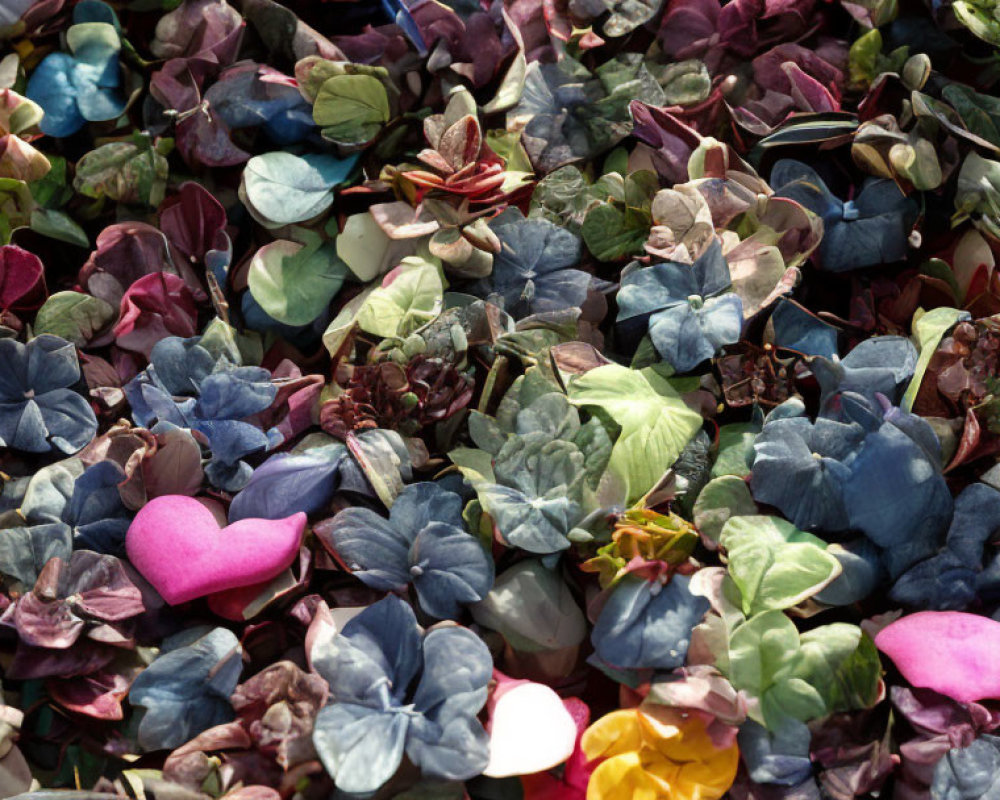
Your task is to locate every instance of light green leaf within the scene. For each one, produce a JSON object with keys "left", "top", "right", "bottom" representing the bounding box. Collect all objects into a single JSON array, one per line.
[
  {"left": 720, "top": 515, "right": 842, "bottom": 616},
  {"left": 241, "top": 151, "right": 357, "bottom": 228},
  {"left": 568, "top": 364, "right": 702, "bottom": 503},
  {"left": 356, "top": 257, "right": 444, "bottom": 338},
  {"left": 581, "top": 202, "right": 649, "bottom": 261},
  {"left": 692, "top": 475, "right": 757, "bottom": 546},
  {"left": 313, "top": 74, "right": 390, "bottom": 145},
  {"left": 34, "top": 291, "right": 115, "bottom": 345},
  {"left": 247, "top": 239, "right": 348, "bottom": 325},
  {"left": 902, "top": 306, "right": 971, "bottom": 410},
  {"left": 336, "top": 211, "right": 420, "bottom": 282}
]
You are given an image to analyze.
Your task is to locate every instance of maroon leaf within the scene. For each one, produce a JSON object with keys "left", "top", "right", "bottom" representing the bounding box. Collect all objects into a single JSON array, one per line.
[{"left": 0, "top": 244, "right": 46, "bottom": 313}]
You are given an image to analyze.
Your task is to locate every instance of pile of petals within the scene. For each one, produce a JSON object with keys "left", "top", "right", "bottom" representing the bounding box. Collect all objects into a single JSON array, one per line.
[{"left": 5, "top": 0, "right": 1000, "bottom": 798}]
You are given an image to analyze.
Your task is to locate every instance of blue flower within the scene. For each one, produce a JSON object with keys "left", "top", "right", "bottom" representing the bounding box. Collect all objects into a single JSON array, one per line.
[
  {"left": 25, "top": 4, "right": 126, "bottom": 137},
  {"left": 617, "top": 240, "right": 743, "bottom": 372},
  {"left": 474, "top": 208, "right": 591, "bottom": 319},
  {"left": 0, "top": 335, "right": 97, "bottom": 454},
  {"left": 771, "top": 159, "right": 918, "bottom": 273},
  {"left": 124, "top": 335, "right": 278, "bottom": 491},
  {"left": 315, "top": 482, "right": 494, "bottom": 620},
  {"left": 310, "top": 595, "right": 492, "bottom": 794}
]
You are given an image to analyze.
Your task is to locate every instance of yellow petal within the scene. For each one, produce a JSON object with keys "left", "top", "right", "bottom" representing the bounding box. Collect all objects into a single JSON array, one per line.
[
  {"left": 587, "top": 753, "right": 665, "bottom": 800},
  {"left": 581, "top": 710, "right": 644, "bottom": 761}
]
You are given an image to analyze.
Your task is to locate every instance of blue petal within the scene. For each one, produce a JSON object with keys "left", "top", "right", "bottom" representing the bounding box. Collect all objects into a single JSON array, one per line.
[
  {"left": 312, "top": 595, "right": 423, "bottom": 708},
  {"left": 408, "top": 627, "right": 492, "bottom": 781},
  {"left": 313, "top": 703, "right": 410, "bottom": 794},
  {"left": 411, "top": 522, "right": 495, "bottom": 620},
  {"left": 314, "top": 507, "right": 412, "bottom": 592}
]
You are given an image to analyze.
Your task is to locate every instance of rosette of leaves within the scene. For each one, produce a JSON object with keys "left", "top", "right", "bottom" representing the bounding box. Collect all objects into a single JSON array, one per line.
[
  {"left": 455, "top": 373, "right": 613, "bottom": 553},
  {"left": 617, "top": 240, "right": 744, "bottom": 372},
  {"left": 396, "top": 89, "right": 530, "bottom": 209},
  {"left": 25, "top": 1, "right": 127, "bottom": 137},
  {"left": 310, "top": 594, "right": 493, "bottom": 794},
  {"left": 471, "top": 208, "right": 593, "bottom": 320},
  {"left": 315, "top": 482, "right": 493, "bottom": 619},
  {"left": 129, "top": 627, "right": 244, "bottom": 751},
  {"left": 771, "top": 159, "right": 918, "bottom": 272},
  {"left": 590, "top": 572, "right": 710, "bottom": 672},
  {"left": 508, "top": 53, "right": 668, "bottom": 173},
  {"left": 582, "top": 508, "right": 699, "bottom": 588},
  {"left": 719, "top": 515, "right": 843, "bottom": 616},
  {"left": 719, "top": 610, "right": 882, "bottom": 738},
  {"left": 730, "top": 42, "right": 845, "bottom": 138},
  {"left": 332, "top": 355, "right": 473, "bottom": 438},
  {"left": 529, "top": 164, "right": 627, "bottom": 236},
  {"left": 0, "top": 334, "right": 98, "bottom": 454},
  {"left": 750, "top": 393, "right": 954, "bottom": 578},
  {"left": 1, "top": 551, "right": 144, "bottom": 687},
  {"left": 124, "top": 333, "right": 278, "bottom": 491}
]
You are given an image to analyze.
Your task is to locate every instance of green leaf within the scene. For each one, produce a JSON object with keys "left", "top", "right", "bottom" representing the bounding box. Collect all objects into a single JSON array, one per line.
[
  {"left": 601, "top": 0, "right": 660, "bottom": 37},
  {"left": 720, "top": 515, "right": 843, "bottom": 616},
  {"left": 953, "top": 0, "right": 1000, "bottom": 46},
  {"left": 529, "top": 166, "right": 614, "bottom": 235},
  {"left": 581, "top": 202, "right": 649, "bottom": 261},
  {"left": 29, "top": 208, "right": 88, "bottom": 247},
  {"left": 712, "top": 422, "right": 759, "bottom": 478},
  {"left": 247, "top": 239, "right": 348, "bottom": 325},
  {"left": 568, "top": 364, "right": 702, "bottom": 503},
  {"left": 573, "top": 416, "right": 614, "bottom": 491},
  {"left": 34, "top": 291, "right": 115, "bottom": 345},
  {"left": 313, "top": 74, "right": 391, "bottom": 146},
  {"left": 942, "top": 84, "right": 1000, "bottom": 147},
  {"left": 73, "top": 139, "right": 169, "bottom": 207},
  {"left": 848, "top": 28, "right": 882, "bottom": 88},
  {"left": 692, "top": 475, "right": 758, "bottom": 546},
  {"left": 902, "top": 306, "right": 972, "bottom": 410},
  {"left": 241, "top": 151, "right": 357, "bottom": 228},
  {"left": 471, "top": 558, "right": 587, "bottom": 652},
  {"left": 356, "top": 257, "right": 444, "bottom": 338}
]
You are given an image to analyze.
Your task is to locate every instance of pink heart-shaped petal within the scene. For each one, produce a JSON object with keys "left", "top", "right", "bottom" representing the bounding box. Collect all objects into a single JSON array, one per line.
[
  {"left": 126, "top": 495, "right": 306, "bottom": 605},
  {"left": 875, "top": 611, "right": 1000, "bottom": 704}
]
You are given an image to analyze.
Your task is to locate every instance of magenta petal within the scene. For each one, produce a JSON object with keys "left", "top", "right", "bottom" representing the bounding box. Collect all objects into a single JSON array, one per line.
[{"left": 875, "top": 611, "right": 1000, "bottom": 704}]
